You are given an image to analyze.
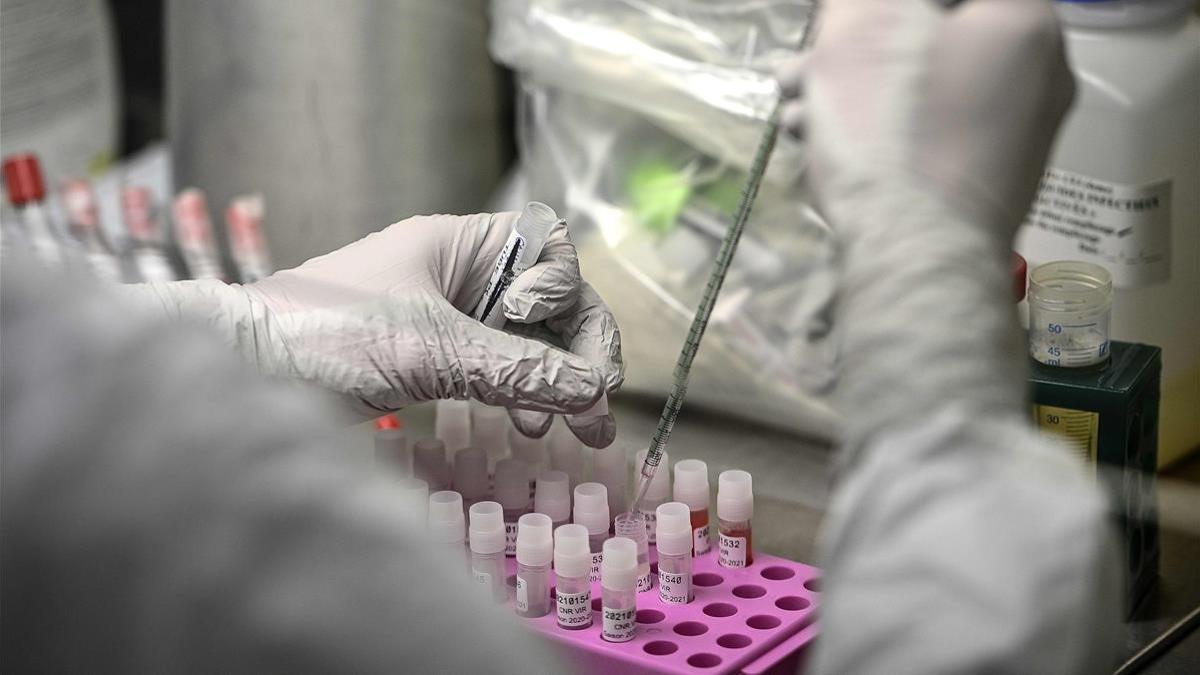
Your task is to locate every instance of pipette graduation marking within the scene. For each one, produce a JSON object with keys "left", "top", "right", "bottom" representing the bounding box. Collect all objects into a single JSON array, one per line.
[{"left": 631, "top": 6, "right": 820, "bottom": 513}]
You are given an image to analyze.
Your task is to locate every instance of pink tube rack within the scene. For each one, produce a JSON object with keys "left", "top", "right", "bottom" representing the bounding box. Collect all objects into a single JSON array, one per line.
[{"left": 504, "top": 550, "right": 820, "bottom": 674}]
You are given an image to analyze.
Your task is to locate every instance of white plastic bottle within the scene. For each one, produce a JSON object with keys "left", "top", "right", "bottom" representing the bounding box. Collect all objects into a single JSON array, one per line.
[
  {"left": 553, "top": 524, "right": 593, "bottom": 630},
  {"left": 1016, "top": 0, "right": 1200, "bottom": 465},
  {"left": 468, "top": 501, "right": 508, "bottom": 602}
]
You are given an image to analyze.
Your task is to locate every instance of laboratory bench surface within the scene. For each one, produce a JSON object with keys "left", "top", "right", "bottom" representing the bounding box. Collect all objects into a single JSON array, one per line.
[{"left": 349, "top": 395, "right": 1200, "bottom": 674}]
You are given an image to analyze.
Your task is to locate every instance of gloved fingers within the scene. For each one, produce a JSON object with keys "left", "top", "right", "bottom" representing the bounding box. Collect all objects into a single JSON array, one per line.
[
  {"left": 503, "top": 218, "right": 583, "bottom": 324},
  {"left": 774, "top": 53, "right": 807, "bottom": 99},
  {"left": 781, "top": 101, "right": 807, "bottom": 141},
  {"left": 508, "top": 408, "right": 554, "bottom": 438},
  {"left": 565, "top": 408, "right": 617, "bottom": 449},
  {"left": 544, "top": 282, "right": 623, "bottom": 393},
  {"left": 449, "top": 308, "right": 606, "bottom": 415}
]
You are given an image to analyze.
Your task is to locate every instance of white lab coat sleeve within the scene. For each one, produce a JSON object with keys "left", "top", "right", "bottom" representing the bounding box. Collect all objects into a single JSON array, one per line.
[
  {"left": 1, "top": 259, "right": 566, "bottom": 674},
  {"left": 811, "top": 186, "right": 1122, "bottom": 674}
]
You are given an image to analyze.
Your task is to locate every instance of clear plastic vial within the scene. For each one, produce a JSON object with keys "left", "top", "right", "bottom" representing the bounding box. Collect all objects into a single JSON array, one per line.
[
  {"left": 673, "top": 459, "right": 711, "bottom": 556},
  {"left": 427, "top": 490, "right": 468, "bottom": 570},
  {"left": 601, "top": 537, "right": 639, "bottom": 643},
  {"left": 494, "top": 458, "right": 531, "bottom": 556},
  {"left": 717, "top": 470, "right": 754, "bottom": 569},
  {"left": 515, "top": 513, "right": 554, "bottom": 618},
  {"left": 549, "top": 420, "right": 585, "bottom": 488},
  {"left": 1028, "top": 261, "right": 1113, "bottom": 368},
  {"left": 453, "top": 447, "right": 491, "bottom": 510},
  {"left": 468, "top": 501, "right": 508, "bottom": 602},
  {"left": 614, "top": 512, "right": 653, "bottom": 593},
  {"left": 656, "top": 502, "right": 694, "bottom": 604},
  {"left": 634, "top": 449, "right": 670, "bottom": 544},
  {"left": 554, "top": 524, "right": 594, "bottom": 630},
  {"left": 534, "top": 470, "right": 572, "bottom": 529},
  {"left": 573, "top": 482, "right": 610, "bottom": 583},
  {"left": 592, "top": 444, "right": 628, "bottom": 520},
  {"left": 413, "top": 438, "right": 450, "bottom": 491}
]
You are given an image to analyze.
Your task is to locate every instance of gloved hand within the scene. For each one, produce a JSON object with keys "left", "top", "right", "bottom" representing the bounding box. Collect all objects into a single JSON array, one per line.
[
  {"left": 128, "top": 211, "right": 623, "bottom": 447},
  {"left": 777, "top": 0, "right": 1075, "bottom": 241}
]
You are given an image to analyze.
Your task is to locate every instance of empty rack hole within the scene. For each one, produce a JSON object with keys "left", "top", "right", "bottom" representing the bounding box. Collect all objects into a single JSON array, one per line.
[
  {"left": 643, "top": 641, "right": 679, "bottom": 656},
  {"left": 673, "top": 621, "right": 709, "bottom": 637},
  {"left": 637, "top": 609, "right": 666, "bottom": 625},
  {"left": 693, "top": 573, "right": 724, "bottom": 587},
  {"left": 746, "top": 615, "right": 782, "bottom": 630},
  {"left": 702, "top": 602, "right": 738, "bottom": 618},
  {"left": 775, "top": 596, "right": 811, "bottom": 612},
  {"left": 732, "top": 584, "right": 767, "bottom": 599},
  {"left": 717, "top": 633, "right": 752, "bottom": 649},
  {"left": 687, "top": 653, "right": 723, "bottom": 669},
  {"left": 760, "top": 566, "right": 796, "bottom": 581}
]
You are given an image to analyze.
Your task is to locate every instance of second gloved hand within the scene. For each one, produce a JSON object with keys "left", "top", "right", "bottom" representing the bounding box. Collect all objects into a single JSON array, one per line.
[{"left": 130, "top": 211, "right": 623, "bottom": 447}]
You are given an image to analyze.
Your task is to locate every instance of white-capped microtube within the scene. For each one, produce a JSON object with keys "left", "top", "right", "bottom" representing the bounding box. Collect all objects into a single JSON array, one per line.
[
  {"left": 614, "top": 512, "right": 652, "bottom": 594},
  {"left": 592, "top": 444, "right": 628, "bottom": 522},
  {"left": 470, "top": 402, "right": 511, "bottom": 472},
  {"left": 656, "top": 502, "right": 694, "bottom": 604},
  {"left": 435, "top": 399, "right": 472, "bottom": 462},
  {"left": 601, "top": 537, "right": 638, "bottom": 643},
  {"left": 413, "top": 438, "right": 450, "bottom": 491},
  {"left": 634, "top": 448, "right": 670, "bottom": 544},
  {"left": 550, "top": 421, "right": 584, "bottom": 489},
  {"left": 534, "top": 470, "right": 572, "bottom": 529},
  {"left": 554, "top": 524, "right": 593, "bottom": 630},
  {"left": 494, "top": 458, "right": 531, "bottom": 556},
  {"left": 573, "top": 482, "right": 609, "bottom": 583},
  {"left": 225, "top": 194, "right": 274, "bottom": 283},
  {"left": 509, "top": 425, "right": 546, "bottom": 484},
  {"left": 473, "top": 201, "right": 558, "bottom": 329},
  {"left": 1028, "top": 260, "right": 1112, "bottom": 368},
  {"left": 427, "top": 490, "right": 467, "bottom": 569},
  {"left": 515, "top": 513, "right": 554, "bottom": 618},
  {"left": 717, "top": 470, "right": 753, "bottom": 569},
  {"left": 673, "top": 459, "right": 711, "bottom": 555},
  {"left": 453, "top": 447, "right": 490, "bottom": 509},
  {"left": 469, "top": 501, "right": 508, "bottom": 602},
  {"left": 171, "top": 188, "right": 225, "bottom": 280}
]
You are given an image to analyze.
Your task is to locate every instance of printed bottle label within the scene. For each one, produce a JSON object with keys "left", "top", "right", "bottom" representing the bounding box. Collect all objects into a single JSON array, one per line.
[
  {"left": 694, "top": 525, "right": 711, "bottom": 555},
  {"left": 602, "top": 606, "right": 637, "bottom": 642},
  {"left": 659, "top": 570, "right": 691, "bottom": 604},
  {"left": 1033, "top": 404, "right": 1099, "bottom": 477},
  {"left": 504, "top": 522, "right": 518, "bottom": 557},
  {"left": 719, "top": 534, "right": 747, "bottom": 568},
  {"left": 1017, "top": 168, "right": 1172, "bottom": 288},
  {"left": 589, "top": 552, "right": 603, "bottom": 583},
  {"left": 472, "top": 569, "right": 492, "bottom": 587},
  {"left": 557, "top": 589, "right": 592, "bottom": 628},
  {"left": 515, "top": 577, "right": 529, "bottom": 613},
  {"left": 636, "top": 571, "right": 654, "bottom": 594}
]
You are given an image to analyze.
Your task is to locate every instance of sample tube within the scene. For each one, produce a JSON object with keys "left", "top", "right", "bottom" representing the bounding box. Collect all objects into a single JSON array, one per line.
[
  {"left": 473, "top": 201, "right": 558, "bottom": 328},
  {"left": 592, "top": 444, "right": 628, "bottom": 523},
  {"left": 572, "top": 482, "right": 610, "bottom": 582},
  {"left": 509, "top": 425, "right": 546, "bottom": 485},
  {"left": 1027, "top": 261, "right": 1112, "bottom": 368},
  {"left": 656, "top": 502, "right": 694, "bottom": 604},
  {"left": 225, "top": 194, "right": 274, "bottom": 283},
  {"left": 60, "top": 179, "right": 122, "bottom": 282},
  {"left": 427, "top": 490, "right": 467, "bottom": 567},
  {"left": 413, "top": 438, "right": 450, "bottom": 491},
  {"left": 494, "top": 458, "right": 531, "bottom": 556},
  {"left": 469, "top": 501, "right": 508, "bottom": 602},
  {"left": 453, "top": 447, "right": 490, "bottom": 510},
  {"left": 172, "top": 188, "right": 225, "bottom": 280},
  {"left": 634, "top": 449, "right": 670, "bottom": 544},
  {"left": 471, "top": 403, "right": 510, "bottom": 472},
  {"left": 673, "top": 459, "right": 711, "bottom": 555},
  {"left": 717, "top": 470, "right": 754, "bottom": 568},
  {"left": 515, "top": 512, "right": 554, "bottom": 618},
  {"left": 121, "top": 186, "right": 177, "bottom": 282},
  {"left": 374, "top": 427, "right": 409, "bottom": 475},
  {"left": 534, "top": 470, "right": 572, "bottom": 529},
  {"left": 397, "top": 478, "right": 429, "bottom": 527},
  {"left": 435, "top": 399, "right": 472, "bottom": 470},
  {"left": 613, "top": 512, "right": 653, "bottom": 594},
  {"left": 601, "top": 537, "right": 639, "bottom": 643},
  {"left": 553, "top": 524, "right": 593, "bottom": 630},
  {"left": 2, "top": 154, "right": 62, "bottom": 266},
  {"left": 550, "top": 423, "right": 584, "bottom": 489}
]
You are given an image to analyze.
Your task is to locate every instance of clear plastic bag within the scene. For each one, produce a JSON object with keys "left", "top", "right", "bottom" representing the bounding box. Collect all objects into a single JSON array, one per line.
[{"left": 491, "top": 0, "right": 837, "bottom": 438}]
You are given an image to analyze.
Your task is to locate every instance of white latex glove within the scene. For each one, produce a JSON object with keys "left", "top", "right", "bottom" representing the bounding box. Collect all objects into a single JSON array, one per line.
[
  {"left": 775, "top": 2, "right": 1120, "bottom": 675},
  {"left": 127, "top": 212, "right": 623, "bottom": 447}
]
